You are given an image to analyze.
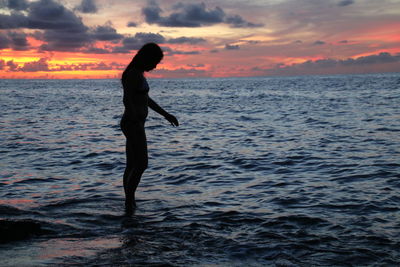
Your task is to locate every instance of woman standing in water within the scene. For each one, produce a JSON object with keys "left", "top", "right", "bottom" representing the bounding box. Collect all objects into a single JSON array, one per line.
[{"left": 121, "top": 43, "right": 179, "bottom": 214}]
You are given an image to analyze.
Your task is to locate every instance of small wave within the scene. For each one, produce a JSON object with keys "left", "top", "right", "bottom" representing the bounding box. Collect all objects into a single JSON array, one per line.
[{"left": 376, "top": 127, "right": 400, "bottom": 132}]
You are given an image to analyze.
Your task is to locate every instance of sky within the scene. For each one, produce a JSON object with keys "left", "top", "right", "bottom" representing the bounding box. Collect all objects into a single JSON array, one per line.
[{"left": 0, "top": 0, "right": 399, "bottom": 78}]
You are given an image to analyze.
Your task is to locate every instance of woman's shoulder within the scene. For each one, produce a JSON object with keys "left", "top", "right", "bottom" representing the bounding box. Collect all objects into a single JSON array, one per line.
[
  {"left": 127, "top": 68, "right": 144, "bottom": 80},
  {"left": 123, "top": 69, "right": 149, "bottom": 94},
  {"left": 123, "top": 69, "right": 143, "bottom": 86}
]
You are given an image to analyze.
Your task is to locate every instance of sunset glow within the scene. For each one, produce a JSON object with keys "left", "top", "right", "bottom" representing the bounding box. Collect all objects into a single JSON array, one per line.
[{"left": 1, "top": 0, "right": 399, "bottom": 78}]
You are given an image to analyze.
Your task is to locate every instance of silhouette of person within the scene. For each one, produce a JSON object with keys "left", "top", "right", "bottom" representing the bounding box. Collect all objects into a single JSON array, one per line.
[{"left": 120, "top": 43, "right": 179, "bottom": 214}]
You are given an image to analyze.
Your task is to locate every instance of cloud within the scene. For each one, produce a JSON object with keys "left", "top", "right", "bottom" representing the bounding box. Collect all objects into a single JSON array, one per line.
[
  {"left": 0, "top": 59, "right": 18, "bottom": 71},
  {"left": 143, "top": 1, "right": 224, "bottom": 27},
  {"left": 18, "top": 58, "right": 49, "bottom": 72},
  {"left": 112, "top": 32, "right": 166, "bottom": 53},
  {"left": 7, "top": 60, "right": 18, "bottom": 71},
  {"left": 0, "top": 0, "right": 92, "bottom": 51},
  {"left": 112, "top": 32, "right": 206, "bottom": 54},
  {"left": 75, "top": 0, "right": 98, "bottom": 13},
  {"left": 91, "top": 24, "right": 123, "bottom": 41},
  {"left": 345, "top": 52, "right": 400, "bottom": 65},
  {"left": 167, "top": 36, "right": 206, "bottom": 44},
  {"left": 0, "top": 12, "right": 28, "bottom": 29},
  {"left": 254, "top": 52, "right": 400, "bottom": 75},
  {"left": 0, "top": 32, "right": 11, "bottom": 49},
  {"left": 7, "top": 0, "right": 29, "bottom": 10},
  {"left": 4, "top": 58, "right": 124, "bottom": 72},
  {"left": 338, "top": 0, "right": 354, "bottom": 6},
  {"left": 187, "top": 63, "right": 204, "bottom": 67},
  {"left": 159, "top": 45, "right": 200, "bottom": 56},
  {"left": 153, "top": 67, "right": 207, "bottom": 78},
  {"left": 313, "top": 40, "right": 326, "bottom": 45},
  {"left": 225, "top": 14, "right": 264, "bottom": 28},
  {"left": 127, "top": 21, "right": 137, "bottom": 27},
  {"left": 7, "top": 31, "right": 30, "bottom": 50},
  {"left": 30, "top": 0, "right": 91, "bottom": 51},
  {"left": 91, "top": 62, "right": 112, "bottom": 70},
  {"left": 142, "top": 1, "right": 262, "bottom": 28},
  {"left": 82, "top": 47, "right": 110, "bottom": 54},
  {"left": 225, "top": 44, "right": 240, "bottom": 50}
]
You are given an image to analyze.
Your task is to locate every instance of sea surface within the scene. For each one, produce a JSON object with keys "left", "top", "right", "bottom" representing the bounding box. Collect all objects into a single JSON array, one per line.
[{"left": 1, "top": 73, "right": 400, "bottom": 266}]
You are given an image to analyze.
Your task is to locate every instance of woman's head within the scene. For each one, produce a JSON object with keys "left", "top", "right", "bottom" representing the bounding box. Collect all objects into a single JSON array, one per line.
[
  {"left": 122, "top": 43, "right": 163, "bottom": 83},
  {"left": 130, "top": 43, "right": 164, "bottom": 71}
]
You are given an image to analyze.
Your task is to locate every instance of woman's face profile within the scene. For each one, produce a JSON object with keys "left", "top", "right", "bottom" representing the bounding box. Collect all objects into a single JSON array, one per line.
[{"left": 144, "top": 58, "right": 161, "bottom": 72}]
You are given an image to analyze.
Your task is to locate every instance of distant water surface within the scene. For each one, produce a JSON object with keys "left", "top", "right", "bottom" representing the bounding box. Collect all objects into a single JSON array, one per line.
[{"left": 1, "top": 73, "right": 400, "bottom": 266}]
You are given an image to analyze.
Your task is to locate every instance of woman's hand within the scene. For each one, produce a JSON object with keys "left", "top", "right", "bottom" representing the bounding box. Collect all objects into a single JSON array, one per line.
[{"left": 164, "top": 113, "right": 179, "bottom": 127}]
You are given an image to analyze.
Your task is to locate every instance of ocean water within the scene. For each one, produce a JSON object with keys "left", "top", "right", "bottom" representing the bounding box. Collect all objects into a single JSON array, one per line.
[{"left": 1, "top": 73, "right": 400, "bottom": 266}]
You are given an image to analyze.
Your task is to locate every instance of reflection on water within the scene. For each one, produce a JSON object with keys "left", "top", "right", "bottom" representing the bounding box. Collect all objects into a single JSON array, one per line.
[{"left": 1, "top": 74, "right": 400, "bottom": 265}]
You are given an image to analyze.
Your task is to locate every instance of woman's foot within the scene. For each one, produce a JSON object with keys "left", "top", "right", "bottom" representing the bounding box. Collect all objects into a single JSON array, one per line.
[{"left": 124, "top": 198, "right": 137, "bottom": 216}]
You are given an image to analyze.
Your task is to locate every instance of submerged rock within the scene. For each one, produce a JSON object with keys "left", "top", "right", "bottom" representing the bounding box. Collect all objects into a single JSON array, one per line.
[{"left": 0, "top": 219, "right": 48, "bottom": 243}]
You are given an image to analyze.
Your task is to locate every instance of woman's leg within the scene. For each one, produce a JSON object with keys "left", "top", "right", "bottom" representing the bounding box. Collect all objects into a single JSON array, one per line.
[
  {"left": 124, "top": 125, "right": 148, "bottom": 213},
  {"left": 123, "top": 141, "right": 133, "bottom": 197}
]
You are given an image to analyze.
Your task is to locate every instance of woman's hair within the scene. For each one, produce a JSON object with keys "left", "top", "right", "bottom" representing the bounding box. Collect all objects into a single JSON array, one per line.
[{"left": 122, "top": 43, "right": 163, "bottom": 82}]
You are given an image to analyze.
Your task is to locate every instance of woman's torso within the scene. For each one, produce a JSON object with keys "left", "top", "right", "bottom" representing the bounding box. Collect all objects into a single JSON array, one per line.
[{"left": 121, "top": 69, "right": 149, "bottom": 124}]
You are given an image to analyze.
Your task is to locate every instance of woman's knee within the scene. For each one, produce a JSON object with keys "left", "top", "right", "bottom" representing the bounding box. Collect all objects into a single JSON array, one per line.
[
  {"left": 140, "top": 160, "right": 148, "bottom": 172},
  {"left": 133, "top": 159, "right": 147, "bottom": 173}
]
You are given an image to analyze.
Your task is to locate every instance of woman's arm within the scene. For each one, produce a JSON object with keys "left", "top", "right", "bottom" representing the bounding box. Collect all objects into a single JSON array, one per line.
[{"left": 148, "top": 97, "right": 179, "bottom": 126}]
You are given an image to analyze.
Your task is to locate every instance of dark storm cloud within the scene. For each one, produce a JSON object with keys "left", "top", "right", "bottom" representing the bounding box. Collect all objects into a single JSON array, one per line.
[
  {"left": 142, "top": 1, "right": 224, "bottom": 27},
  {"left": 91, "top": 24, "right": 123, "bottom": 41},
  {"left": 225, "top": 44, "right": 240, "bottom": 50},
  {"left": 338, "top": 0, "right": 354, "bottom": 6},
  {"left": 30, "top": 0, "right": 91, "bottom": 51},
  {"left": 142, "top": 1, "right": 262, "bottom": 28},
  {"left": 0, "top": 0, "right": 207, "bottom": 53},
  {"left": 8, "top": 31, "right": 29, "bottom": 50},
  {"left": 7, "top": 0, "right": 29, "bottom": 10},
  {"left": 0, "top": 12, "right": 28, "bottom": 29},
  {"left": 0, "top": 0, "right": 92, "bottom": 51},
  {"left": 167, "top": 36, "right": 205, "bottom": 44},
  {"left": 27, "top": 0, "right": 87, "bottom": 30},
  {"left": 75, "top": 0, "right": 98, "bottom": 13},
  {"left": 142, "top": 0, "right": 162, "bottom": 24}
]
